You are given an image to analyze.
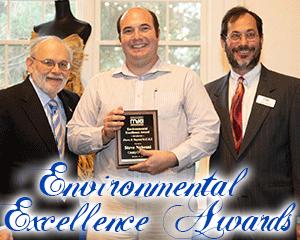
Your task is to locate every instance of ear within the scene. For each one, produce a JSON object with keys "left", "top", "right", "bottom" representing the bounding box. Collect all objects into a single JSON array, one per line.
[
  {"left": 220, "top": 37, "right": 226, "bottom": 51},
  {"left": 26, "top": 57, "right": 34, "bottom": 74},
  {"left": 157, "top": 28, "right": 161, "bottom": 40},
  {"left": 260, "top": 33, "right": 264, "bottom": 49}
]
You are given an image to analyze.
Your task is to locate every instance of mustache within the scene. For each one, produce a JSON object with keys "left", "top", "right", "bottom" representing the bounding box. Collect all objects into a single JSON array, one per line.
[
  {"left": 46, "top": 74, "right": 64, "bottom": 80},
  {"left": 232, "top": 45, "right": 255, "bottom": 52}
]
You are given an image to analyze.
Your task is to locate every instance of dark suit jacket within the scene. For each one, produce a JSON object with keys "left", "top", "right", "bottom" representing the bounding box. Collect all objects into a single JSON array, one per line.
[
  {"left": 205, "top": 65, "right": 300, "bottom": 240},
  {"left": 0, "top": 77, "right": 80, "bottom": 239}
]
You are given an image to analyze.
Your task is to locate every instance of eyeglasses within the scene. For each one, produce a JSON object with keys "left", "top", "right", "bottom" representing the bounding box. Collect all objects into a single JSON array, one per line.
[
  {"left": 225, "top": 32, "right": 259, "bottom": 43},
  {"left": 31, "top": 57, "right": 71, "bottom": 71}
]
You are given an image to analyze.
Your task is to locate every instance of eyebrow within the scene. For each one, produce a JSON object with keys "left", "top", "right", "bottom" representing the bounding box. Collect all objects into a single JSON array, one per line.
[
  {"left": 122, "top": 23, "right": 152, "bottom": 31},
  {"left": 231, "top": 29, "right": 256, "bottom": 33}
]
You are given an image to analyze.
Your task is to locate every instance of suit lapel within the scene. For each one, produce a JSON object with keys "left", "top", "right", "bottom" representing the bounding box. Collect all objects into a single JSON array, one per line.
[
  {"left": 21, "top": 77, "right": 58, "bottom": 156},
  {"left": 238, "top": 65, "right": 276, "bottom": 156},
  {"left": 58, "top": 91, "right": 74, "bottom": 122},
  {"left": 212, "top": 74, "right": 239, "bottom": 159}
]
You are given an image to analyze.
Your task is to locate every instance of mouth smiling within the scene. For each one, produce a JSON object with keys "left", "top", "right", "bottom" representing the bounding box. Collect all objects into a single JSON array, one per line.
[
  {"left": 46, "top": 76, "right": 64, "bottom": 82},
  {"left": 132, "top": 43, "right": 147, "bottom": 50},
  {"left": 233, "top": 46, "right": 255, "bottom": 59}
]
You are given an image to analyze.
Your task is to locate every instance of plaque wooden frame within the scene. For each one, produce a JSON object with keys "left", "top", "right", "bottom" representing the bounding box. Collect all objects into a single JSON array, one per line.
[{"left": 116, "top": 110, "right": 159, "bottom": 168}]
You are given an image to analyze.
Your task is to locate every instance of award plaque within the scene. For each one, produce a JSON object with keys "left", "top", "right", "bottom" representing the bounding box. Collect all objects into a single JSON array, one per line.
[{"left": 116, "top": 110, "right": 159, "bottom": 167}]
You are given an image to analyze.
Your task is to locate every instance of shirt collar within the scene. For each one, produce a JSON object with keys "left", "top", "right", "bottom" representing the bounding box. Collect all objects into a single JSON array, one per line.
[
  {"left": 112, "top": 57, "right": 171, "bottom": 78},
  {"left": 230, "top": 62, "right": 261, "bottom": 87},
  {"left": 29, "top": 75, "right": 61, "bottom": 107}
]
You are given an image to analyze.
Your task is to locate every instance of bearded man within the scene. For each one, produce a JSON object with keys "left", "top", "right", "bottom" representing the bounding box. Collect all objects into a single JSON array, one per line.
[
  {"left": 205, "top": 6, "right": 300, "bottom": 240},
  {"left": 0, "top": 36, "right": 80, "bottom": 240}
]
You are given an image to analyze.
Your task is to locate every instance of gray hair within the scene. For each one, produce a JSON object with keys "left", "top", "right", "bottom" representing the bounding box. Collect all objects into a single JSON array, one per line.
[{"left": 29, "top": 35, "right": 73, "bottom": 62}]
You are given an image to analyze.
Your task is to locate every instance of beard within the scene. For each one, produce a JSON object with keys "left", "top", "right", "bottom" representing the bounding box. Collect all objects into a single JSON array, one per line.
[
  {"left": 32, "top": 68, "right": 67, "bottom": 98},
  {"left": 225, "top": 41, "right": 262, "bottom": 74}
]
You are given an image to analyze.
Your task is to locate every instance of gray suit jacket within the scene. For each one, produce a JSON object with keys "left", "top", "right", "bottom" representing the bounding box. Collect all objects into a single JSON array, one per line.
[{"left": 205, "top": 65, "right": 300, "bottom": 239}]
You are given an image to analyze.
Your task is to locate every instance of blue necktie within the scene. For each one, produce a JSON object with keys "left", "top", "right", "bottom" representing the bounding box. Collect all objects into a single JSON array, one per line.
[{"left": 48, "top": 100, "right": 65, "bottom": 159}]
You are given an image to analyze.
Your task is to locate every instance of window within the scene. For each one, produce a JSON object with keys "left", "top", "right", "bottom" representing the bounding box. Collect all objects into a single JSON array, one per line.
[
  {"left": 0, "top": 0, "right": 202, "bottom": 88},
  {"left": 0, "top": 0, "right": 77, "bottom": 89},
  {"left": 96, "top": 0, "right": 201, "bottom": 76}
]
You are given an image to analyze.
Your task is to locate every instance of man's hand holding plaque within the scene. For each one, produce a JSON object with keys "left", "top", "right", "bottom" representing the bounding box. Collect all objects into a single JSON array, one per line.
[
  {"left": 102, "top": 107, "right": 178, "bottom": 173},
  {"left": 102, "top": 106, "right": 125, "bottom": 145},
  {"left": 128, "top": 149, "right": 178, "bottom": 175}
]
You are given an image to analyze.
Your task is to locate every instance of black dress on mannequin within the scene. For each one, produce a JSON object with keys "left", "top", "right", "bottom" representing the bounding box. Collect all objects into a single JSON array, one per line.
[{"left": 34, "top": 0, "right": 91, "bottom": 45}]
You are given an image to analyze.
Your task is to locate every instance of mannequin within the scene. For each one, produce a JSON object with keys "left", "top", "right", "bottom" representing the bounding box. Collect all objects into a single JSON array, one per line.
[{"left": 34, "top": 0, "right": 91, "bottom": 45}]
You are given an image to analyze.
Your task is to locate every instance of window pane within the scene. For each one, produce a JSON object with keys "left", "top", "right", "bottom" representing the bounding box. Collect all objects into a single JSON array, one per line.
[
  {"left": 169, "top": 2, "right": 201, "bottom": 41},
  {"left": 7, "top": 45, "right": 28, "bottom": 85},
  {"left": 158, "top": 46, "right": 165, "bottom": 62},
  {"left": 101, "top": 2, "right": 132, "bottom": 40},
  {"left": 169, "top": 46, "right": 200, "bottom": 75},
  {"left": 44, "top": 1, "right": 56, "bottom": 22},
  {"left": 99, "top": 45, "right": 125, "bottom": 71},
  {"left": 136, "top": 2, "right": 166, "bottom": 40},
  {"left": 0, "top": 2, "right": 7, "bottom": 39},
  {"left": 10, "top": 1, "right": 42, "bottom": 39},
  {"left": 70, "top": 1, "right": 77, "bottom": 17},
  {"left": 0, "top": 45, "right": 4, "bottom": 85},
  {"left": 44, "top": 1, "right": 76, "bottom": 22}
]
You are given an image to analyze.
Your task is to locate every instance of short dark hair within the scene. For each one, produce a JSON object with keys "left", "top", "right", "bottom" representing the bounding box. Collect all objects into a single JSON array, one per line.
[
  {"left": 221, "top": 6, "right": 263, "bottom": 41},
  {"left": 116, "top": 8, "right": 160, "bottom": 41}
]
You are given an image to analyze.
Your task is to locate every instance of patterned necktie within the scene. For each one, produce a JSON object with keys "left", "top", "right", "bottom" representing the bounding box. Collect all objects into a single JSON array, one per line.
[
  {"left": 230, "top": 76, "right": 245, "bottom": 153},
  {"left": 48, "top": 99, "right": 65, "bottom": 159}
]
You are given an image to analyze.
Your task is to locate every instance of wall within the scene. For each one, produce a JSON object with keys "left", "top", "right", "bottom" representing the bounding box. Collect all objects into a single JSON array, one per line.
[{"left": 245, "top": 0, "right": 300, "bottom": 79}]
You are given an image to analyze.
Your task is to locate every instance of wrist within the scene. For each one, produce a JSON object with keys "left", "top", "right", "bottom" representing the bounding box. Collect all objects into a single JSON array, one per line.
[
  {"left": 102, "top": 128, "right": 113, "bottom": 145},
  {"left": 168, "top": 152, "right": 179, "bottom": 167}
]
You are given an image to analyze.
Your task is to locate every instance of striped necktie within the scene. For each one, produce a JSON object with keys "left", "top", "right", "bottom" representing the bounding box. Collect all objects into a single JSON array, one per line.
[
  {"left": 48, "top": 99, "right": 65, "bottom": 159},
  {"left": 230, "top": 76, "right": 245, "bottom": 153}
]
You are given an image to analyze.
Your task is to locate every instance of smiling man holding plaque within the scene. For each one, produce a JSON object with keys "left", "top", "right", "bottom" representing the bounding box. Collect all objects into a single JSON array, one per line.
[{"left": 67, "top": 7, "right": 219, "bottom": 239}]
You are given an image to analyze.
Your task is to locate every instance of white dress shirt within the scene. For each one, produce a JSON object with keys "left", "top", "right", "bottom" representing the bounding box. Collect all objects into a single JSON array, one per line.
[
  {"left": 67, "top": 59, "right": 220, "bottom": 183},
  {"left": 229, "top": 63, "right": 261, "bottom": 135}
]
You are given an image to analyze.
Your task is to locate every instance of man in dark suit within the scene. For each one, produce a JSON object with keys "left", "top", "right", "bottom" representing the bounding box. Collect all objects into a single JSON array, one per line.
[
  {"left": 0, "top": 36, "right": 80, "bottom": 239},
  {"left": 205, "top": 6, "right": 300, "bottom": 240}
]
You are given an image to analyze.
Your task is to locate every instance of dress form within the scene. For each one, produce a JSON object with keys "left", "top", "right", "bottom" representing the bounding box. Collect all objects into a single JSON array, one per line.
[{"left": 33, "top": 0, "right": 91, "bottom": 45}]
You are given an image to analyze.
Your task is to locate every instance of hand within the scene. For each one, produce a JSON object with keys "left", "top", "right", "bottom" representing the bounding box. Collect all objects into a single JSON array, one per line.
[
  {"left": 297, "top": 223, "right": 300, "bottom": 240},
  {"left": 102, "top": 106, "right": 125, "bottom": 145},
  {"left": 128, "top": 149, "right": 179, "bottom": 175}
]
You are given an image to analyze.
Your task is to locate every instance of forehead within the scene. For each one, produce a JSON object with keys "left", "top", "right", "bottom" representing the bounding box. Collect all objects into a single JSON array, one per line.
[
  {"left": 36, "top": 39, "right": 70, "bottom": 60},
  {"left": 120, "top": 8, "right": 154, "bottom": 29},
  {"left": 228, "top": 13, "right": 258, "bottom": 33}
]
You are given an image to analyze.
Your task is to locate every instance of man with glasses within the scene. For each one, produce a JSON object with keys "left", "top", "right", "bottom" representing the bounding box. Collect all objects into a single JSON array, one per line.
[
  {"left": 0, "top": 36, "right": 80, "bottom": 240},
  {"left": 206, "top": 6, "right": 300, "bottom": 240}
]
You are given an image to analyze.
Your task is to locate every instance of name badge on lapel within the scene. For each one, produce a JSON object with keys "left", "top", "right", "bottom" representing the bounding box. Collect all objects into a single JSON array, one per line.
[{"left": 256, "top": 95, "right": 276, "bottom": 108}]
